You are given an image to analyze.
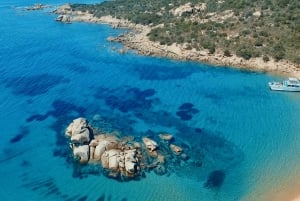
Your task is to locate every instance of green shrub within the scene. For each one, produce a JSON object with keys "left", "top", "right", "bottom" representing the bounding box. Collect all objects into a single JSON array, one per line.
[
  {"left": 236, "top": 45, "right": 253, "bottom": 60},
  {"left": 241, "top": 29, "right": 251, "bottom": 36},
  {"left": 263, "top": 55, "right": 270, "bottom": 62},
  {"left": 70, "top": 0, "right": 299, "bottom": 65},
  {"left": 272, "top": 43, "right": 285, "bottom": 61},
  {"left": 254, "top": 38, "right": 264, "bottom": 47},
  {"left": 224, "top": 49, "right": 232, "bottom": 57}
]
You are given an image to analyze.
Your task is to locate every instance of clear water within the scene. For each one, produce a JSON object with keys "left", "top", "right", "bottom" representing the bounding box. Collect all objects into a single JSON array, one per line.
[{"left": 1, "top": 1, "right": 300, "bottom": 201}]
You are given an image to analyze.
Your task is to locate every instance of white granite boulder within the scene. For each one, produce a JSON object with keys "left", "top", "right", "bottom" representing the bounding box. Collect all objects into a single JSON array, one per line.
[
  {"left": 66, "top": 118, "right": 91, "bottom": 144},
  {"left": 158, "top": 133, "right": 173, "bottom": 141},
  {"left": 142, "top": 137, "right": 158, "bottom": 152},
  {"left": 124, "top": 149, "right": 138, "bottom": 174},
  {"left": 101, "top": 149, "right": 121, "bottom": 170},
  {"left": 89, "top": 135, "right": 119, "bottom": 161},
  {"left": 72, "top": 145, "right": 90, "bottom": 164},
  {"left": 170, "top": 144, "right": 183, "bottom": 155}
]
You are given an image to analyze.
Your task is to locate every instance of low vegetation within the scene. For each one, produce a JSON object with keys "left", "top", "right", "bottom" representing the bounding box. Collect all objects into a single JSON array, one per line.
[{"left": 71, "top": 0, "right": 300, "bottom": 64}]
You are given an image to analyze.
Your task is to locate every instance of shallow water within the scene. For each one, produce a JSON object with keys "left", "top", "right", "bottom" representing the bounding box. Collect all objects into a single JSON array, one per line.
[{"left": 0, "top": 1, "right": 300, "bottom": 201}]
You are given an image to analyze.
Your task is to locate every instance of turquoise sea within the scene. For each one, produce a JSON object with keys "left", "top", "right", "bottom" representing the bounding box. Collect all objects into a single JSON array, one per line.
[{"left": 1, "top": 1, "right": 300, "bottom": 201}]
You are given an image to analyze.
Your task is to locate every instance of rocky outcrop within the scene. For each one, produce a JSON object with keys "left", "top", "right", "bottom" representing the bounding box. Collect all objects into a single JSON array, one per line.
[
  {"left": 25, "top": 3, "right": 50, "bottom": 11},
  {"left": 56, "top": 15, "right": 71, "bottom": 23},
  {"left": 142, "top": 137, "right": 158, "bottom": 152},
  {"left": 142, "top": 137, "right": 159, "bottom": 157},
  {"left": 171, "top": 3, "right": 207, "bottom": 17},
  {"left": 65, "top": 118, "right": 91, "bottom": 164},
  {"left": 170, "top": 144, "right": 183, "bottom": 155},
  {"left": 66, "top": 117, "right": 90, "bottom": 144},
  {"left": 89, "top": 135, "right": 119, "bottom": 161},
  {"left": 159, "top": 133, "right": 173, "bottom": 141},
  {"left": 65, "top": 117, "right": 189, "bottom": 180},
  {"left": 65, "top": 118, "right": 144, "bottom": 178}
]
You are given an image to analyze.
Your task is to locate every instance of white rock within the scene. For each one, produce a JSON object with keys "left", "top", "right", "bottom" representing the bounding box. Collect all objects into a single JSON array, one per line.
[
  {"left": 101, "top": 149, "right": 120, "bottom": 170},
  {"left": 124, "top": 150, "right": 137, "bottom": 174},
  {"left": 158, "top": 133, "right": 173, "bottom": 141},
  {"left": 170, "top": 144, "right": 183, "bottom": 155},
  {"left": 142, "top": 137, "right": 158, "bottom": 152},
  {"left": 93, "top": 136, "right": 119, "bottom": 160},
  {"left": 73, "top": 145, "right": 89, "bottom": 164},
  {"left": 71, "top": 127, "right": 90, "bottom": 144}
]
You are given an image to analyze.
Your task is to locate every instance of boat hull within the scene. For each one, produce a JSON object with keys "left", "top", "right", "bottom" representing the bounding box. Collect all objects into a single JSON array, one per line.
[{"left": 268, "top": 82, "right": 300, "bottom": 92}]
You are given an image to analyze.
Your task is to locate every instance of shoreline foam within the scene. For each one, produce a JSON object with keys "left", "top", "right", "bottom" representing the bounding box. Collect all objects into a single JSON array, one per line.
[{"left": 54, "top": 4, "right": 300, "bottom": 78}]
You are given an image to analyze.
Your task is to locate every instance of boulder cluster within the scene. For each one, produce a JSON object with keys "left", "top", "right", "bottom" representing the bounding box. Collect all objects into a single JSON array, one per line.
[
  {"left": 55, "top": 15, "right": 71, "bottom": 23},
  {"left": 25, "top": 3, "right": 50, "bottom": 11},
  {"left": 65, "top": 117, "right": 187, "bottom": 179}
]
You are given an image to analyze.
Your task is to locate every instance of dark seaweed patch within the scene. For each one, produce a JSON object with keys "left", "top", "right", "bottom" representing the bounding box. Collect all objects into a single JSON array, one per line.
[
  {"left": 96, "top": 194, "right": 105, "bottom": 201},
  {"left": 43, "top": 100, "right": 86, "bottom": 158},
  {"left": 65, "top": 195, "right": 81, "bottom": 201},
  {"left": 21, "top": 160, "right": 31, "bottom": 167},
  {"left": 204, "top": 170, "right": 226, "bottom": 189},
  {"left": 50, "top": 100, "right": 86, "bottom": 118},
  {"left": 24, "top": 99, "right": 86, "bottom": 159},
  {"left": 22, "top": 177, "right": 60, "bottom": 194},
  {"left": 4, "top": 74, "right": 68, "bottom": 96},
  {"left": 26, "top": 114, "right": 48, "bottom": 122},
  {"left": 97, "top": 86, "right": 157, "bottom": 113},
  {"left": 26, "top": 99, "right": 86, "bottom": 123},
  {"left": 176, "top": 111, "right": 192, "bottom": 121},
  {"left": 9, "top": 126, "right": 29, "bottom": 144},
  {"left": 194, "top": 128, "right": 203, "bottom": 133},
  {"left": 179, "top": 102, "right": 194, "bottom": 110},
  {"left": 176, "top": 103, "right": 199, "bottom": 121}
]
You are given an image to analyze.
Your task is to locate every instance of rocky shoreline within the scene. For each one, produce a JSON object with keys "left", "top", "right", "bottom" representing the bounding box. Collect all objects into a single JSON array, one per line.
[{"left": 54, "top": 4, "right": 300, "bottom": 77}]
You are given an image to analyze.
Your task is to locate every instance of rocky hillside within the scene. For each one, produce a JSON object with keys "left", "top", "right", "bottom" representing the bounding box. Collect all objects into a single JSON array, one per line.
[{"left": 70, "top": 0, "right": 299, "bottom": 65}]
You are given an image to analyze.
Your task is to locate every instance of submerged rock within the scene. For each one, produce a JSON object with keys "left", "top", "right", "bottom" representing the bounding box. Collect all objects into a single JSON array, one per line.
[
  {"left": 170, "top": 144, "right": 183, "bottom": 155},
  {"left": 158, "top": 133, "right": 173, "bottom": 141},
  {"left": 204, "top": 170, "right": 226, "bottom": 189},
  {"left": 142, "top": 137, "right": 158, "bottom": 152},
  {"left": 25, "top": 3, "right": 50, "bottom": 11}
]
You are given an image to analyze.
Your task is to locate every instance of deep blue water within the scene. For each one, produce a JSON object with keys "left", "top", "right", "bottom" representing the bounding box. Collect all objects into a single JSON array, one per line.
[{"left": 1, "top": 1, "right": 300, "bottom": 201}]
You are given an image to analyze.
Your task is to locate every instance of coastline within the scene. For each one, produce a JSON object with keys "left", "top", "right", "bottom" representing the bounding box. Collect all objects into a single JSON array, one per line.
[
  {"left": 54, "top": 4, "right": 300, "bottom": 77},
  {"left": 2, "top": 2, "right": 300, "bottom": 201},
  {"left": 242, "top": 171, "right": 300, "bottom": 201}
]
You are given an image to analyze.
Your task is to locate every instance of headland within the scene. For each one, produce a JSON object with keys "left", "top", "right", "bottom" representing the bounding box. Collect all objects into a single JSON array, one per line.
[{"left": 53, "top": 3, "right": 300, "bottom": 77}]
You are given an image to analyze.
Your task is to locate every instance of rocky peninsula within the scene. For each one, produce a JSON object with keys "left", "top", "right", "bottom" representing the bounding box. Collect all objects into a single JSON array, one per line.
[{"left": 53, "top": 3, "right": 300, "bottom": 77}]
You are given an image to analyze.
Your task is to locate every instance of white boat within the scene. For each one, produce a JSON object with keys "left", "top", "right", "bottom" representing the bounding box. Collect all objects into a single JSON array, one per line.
[{"left": 269, "top": 77, "right": 300, "bottom": 92}]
